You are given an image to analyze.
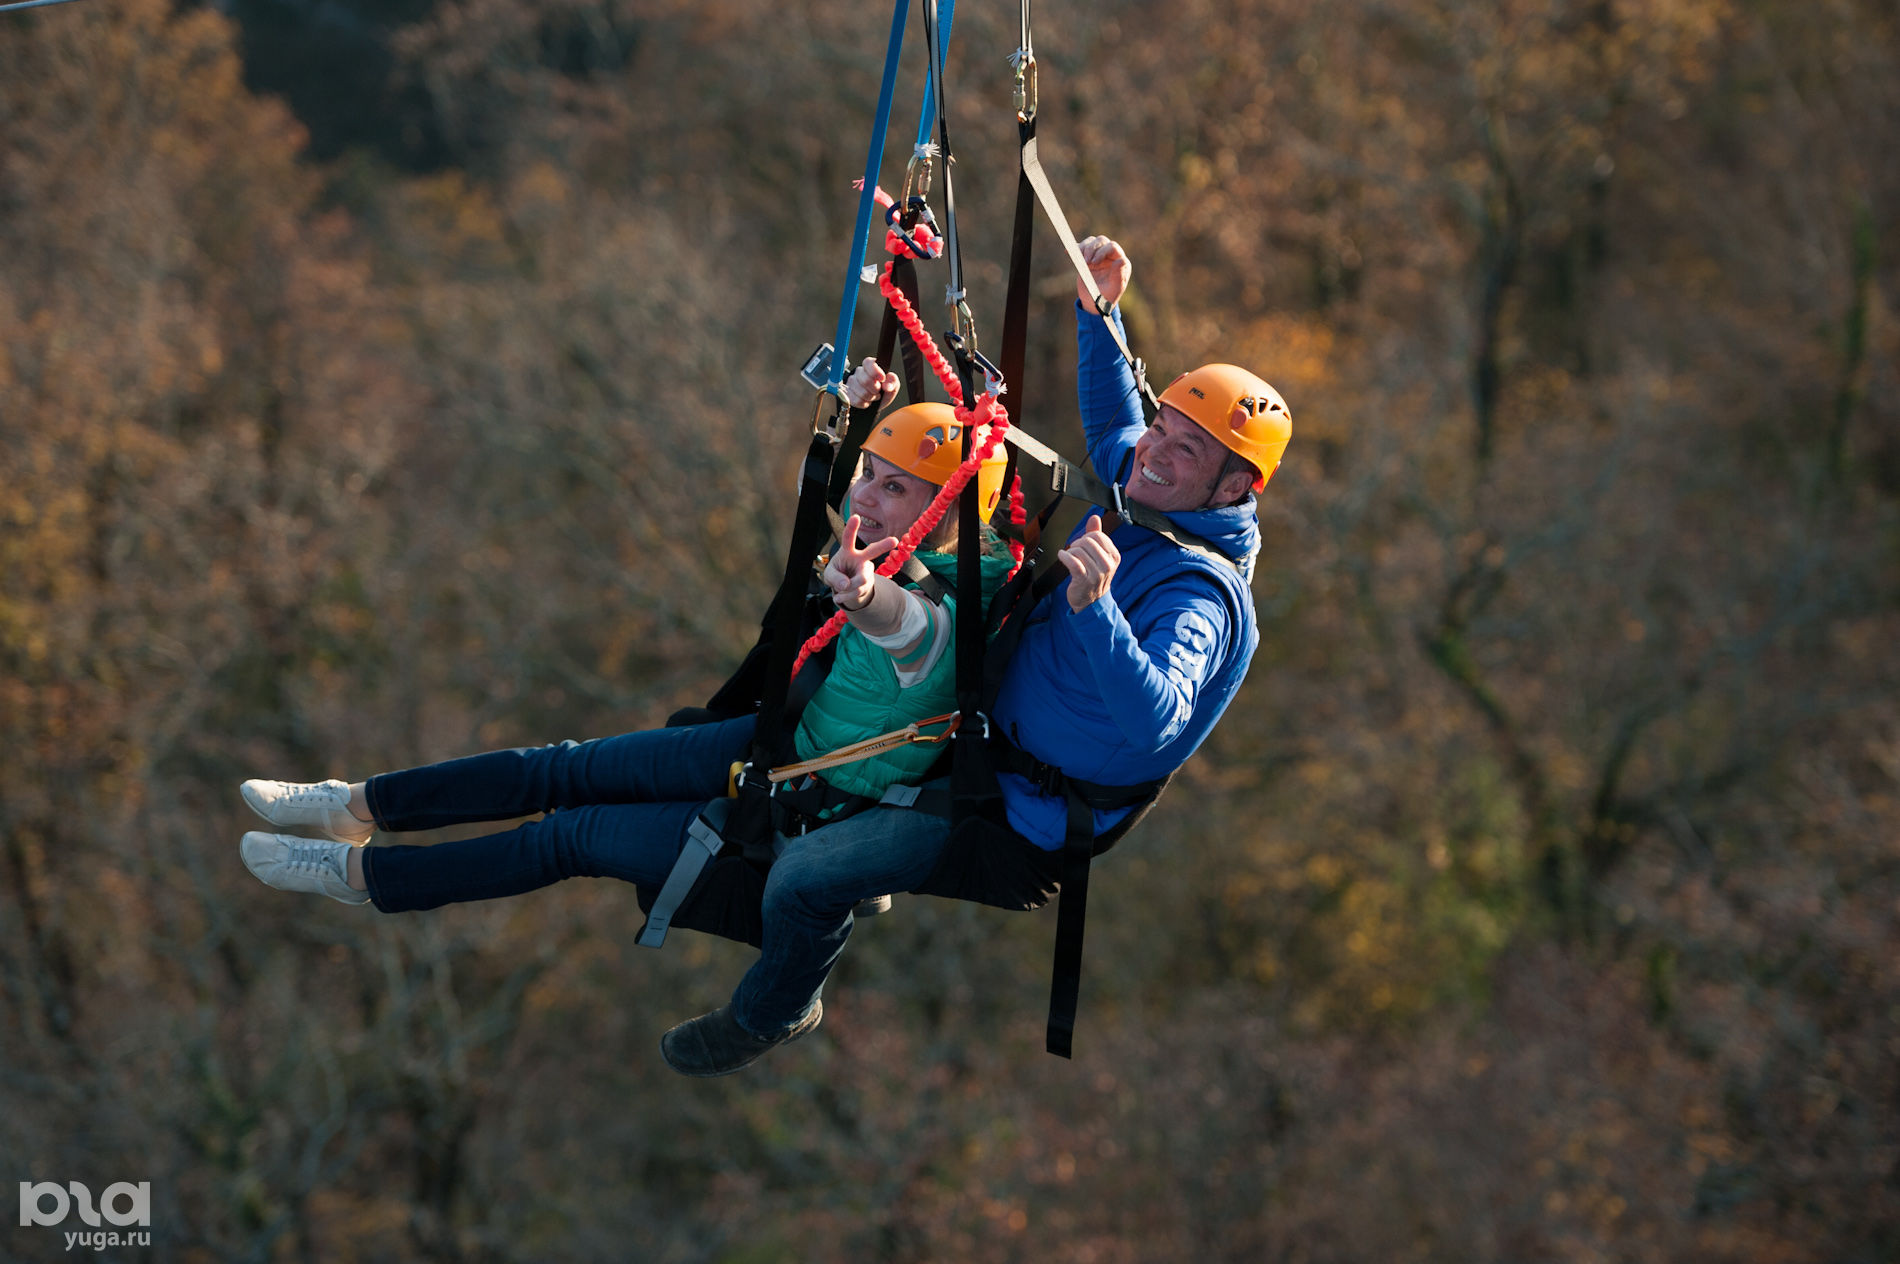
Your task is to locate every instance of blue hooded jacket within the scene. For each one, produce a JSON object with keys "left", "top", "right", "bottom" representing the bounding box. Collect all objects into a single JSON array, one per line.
[{"left": 990, "top": 304, "right": 1262, "bottom": 849}]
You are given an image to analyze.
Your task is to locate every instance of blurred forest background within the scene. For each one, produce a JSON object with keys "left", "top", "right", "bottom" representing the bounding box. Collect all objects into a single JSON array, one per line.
[{"left": 3, "top": 0, "right": 1897, "bottom": 1259}]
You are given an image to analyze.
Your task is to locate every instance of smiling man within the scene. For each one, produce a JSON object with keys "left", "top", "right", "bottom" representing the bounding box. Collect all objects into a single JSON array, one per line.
[{"left": 983, "top": 235, "right": 1291, "bottom": 849}]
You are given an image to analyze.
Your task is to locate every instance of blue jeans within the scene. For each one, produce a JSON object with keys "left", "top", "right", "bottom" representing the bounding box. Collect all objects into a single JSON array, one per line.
[
  {"left": 734, "top": 804, "right": 950, "bottom": 1031},
  {"left": 357, "top": 716, "right": 953, "bottom": 1034}
]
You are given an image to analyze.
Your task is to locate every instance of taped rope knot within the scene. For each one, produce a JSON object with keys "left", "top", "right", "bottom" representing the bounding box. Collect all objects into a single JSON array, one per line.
[{"left": 886, "top": 221, "right": 942, "bottom": 260}]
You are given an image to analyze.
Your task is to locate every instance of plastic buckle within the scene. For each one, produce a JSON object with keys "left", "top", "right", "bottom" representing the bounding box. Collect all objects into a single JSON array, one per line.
[
  {"left": 732, "top": 762, "right": 770, "bottom": 798},
  {"left": 1033, "top": 760, "right": 1065, "bottom": 797},
  {"left": 799, "top": 342, "right": 836, "bottom": 392}
]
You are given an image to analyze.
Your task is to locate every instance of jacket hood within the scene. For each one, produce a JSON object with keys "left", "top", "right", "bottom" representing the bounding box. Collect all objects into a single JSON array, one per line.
[{"left": 1159, "top": 496, "right": 1261, "bottom": 585}]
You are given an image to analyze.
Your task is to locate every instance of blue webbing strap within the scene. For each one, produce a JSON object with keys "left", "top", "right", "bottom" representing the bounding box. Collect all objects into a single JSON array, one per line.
[
  {"left": 921, "top": 0, "right": 966, "bottom": 316},
  {"left": 912, "top": 0, "right": 957, "bottom": 153},
  {"left": 827, "top": 0, "right": 912, "bottom": 393}
]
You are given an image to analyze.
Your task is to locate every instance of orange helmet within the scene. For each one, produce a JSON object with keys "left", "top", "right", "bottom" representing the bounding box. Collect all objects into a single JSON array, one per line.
[
  {"left": 1157, "top": 364, "right": 1291, "bottom": 491},
  {"left": 860, "top": 401, "right": 1009, "bottom": 515}
]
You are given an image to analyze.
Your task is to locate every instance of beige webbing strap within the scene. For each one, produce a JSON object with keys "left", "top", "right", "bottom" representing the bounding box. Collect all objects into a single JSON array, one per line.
[{"left": 766, "top": 713, "right": 960, "bottom": 784}]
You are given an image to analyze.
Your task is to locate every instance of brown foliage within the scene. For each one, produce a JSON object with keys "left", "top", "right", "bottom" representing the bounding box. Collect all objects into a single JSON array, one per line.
[{"left": 3, "top": 0, "right": 1898, "bottom": 1259}]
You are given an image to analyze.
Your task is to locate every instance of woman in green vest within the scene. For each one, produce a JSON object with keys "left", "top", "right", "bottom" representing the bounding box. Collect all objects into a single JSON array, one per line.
[{"left": 237, "top": 358, "right": 1011, "bottom": 1069}]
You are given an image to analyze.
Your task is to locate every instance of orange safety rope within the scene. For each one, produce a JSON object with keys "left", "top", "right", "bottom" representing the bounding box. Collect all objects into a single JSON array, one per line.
[
  {"left": 789, "top": 193, "right": 1029, "bottom": 682},
  {"left": 867, "top": 182, "right": 1029, "bottom": 571},
  {"left": 874, "top": 262, "right": 1029, "bottom": 575}
]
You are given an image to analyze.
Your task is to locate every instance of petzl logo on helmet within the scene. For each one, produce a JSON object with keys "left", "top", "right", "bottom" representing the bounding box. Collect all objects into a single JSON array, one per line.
[
  {"left": 1187, "top": 386, "right": 1207, "bottom": 399},
  {"left": 18, "top": 1181, "right": 151, "bottom": 1227}
]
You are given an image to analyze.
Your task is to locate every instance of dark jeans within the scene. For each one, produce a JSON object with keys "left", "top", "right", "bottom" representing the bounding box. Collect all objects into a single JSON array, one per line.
[{"left": 357, "top": 716, "right": 953, "bottom": 1033}]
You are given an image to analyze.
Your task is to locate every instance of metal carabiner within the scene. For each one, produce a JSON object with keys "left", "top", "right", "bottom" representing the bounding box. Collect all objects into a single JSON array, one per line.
[
  {"left": 812, "top": 387, "right": 848, "bottom": 439},
  {"left": 952, "top": 297, "right": 979, "bottom": 357},
  {"left": 885, "top": 195, "right": 941, "bottom": 260},
  {"left": 1011, "top": 49, "right": 1039, "bottom": 124},
  {"left": 900, "top": 146, "right": 937, "bottom": 206},
  {"left": 969, "top": 347, "right": 1007, "bottom": 399}
]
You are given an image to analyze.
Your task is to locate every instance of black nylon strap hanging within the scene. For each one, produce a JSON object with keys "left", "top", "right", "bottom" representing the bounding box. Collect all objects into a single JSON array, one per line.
[
  {"left": 889, "top": 255, "right": 932, "bottom": 404},
  {"left": 921, "top": 0, "right": 965, "bottom": 326},
  {"left": 1000, "top": 112, "right": 1036, "bottom": 431},
  {"left": 754, "top": 431, "right": 843, "bottom": 752},
  {"left": 956, "top": 16, "right": 1038, "bottom": 820},
  {"left": 1045, "top": 784, "right": 1097, "bottom": 1058},
  {"left": 915, "top": 0, "right": 996, "bottom": 830}
]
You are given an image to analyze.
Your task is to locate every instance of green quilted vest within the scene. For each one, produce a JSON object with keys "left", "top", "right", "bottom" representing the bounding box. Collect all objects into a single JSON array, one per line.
[{"left": 792, "top": 547, "right": 1013, "bottom": 800}]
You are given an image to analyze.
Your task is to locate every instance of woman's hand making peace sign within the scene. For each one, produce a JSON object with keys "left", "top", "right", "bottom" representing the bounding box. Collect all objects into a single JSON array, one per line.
[{"left": 824, "top": 514, "right": 898, "bottom": 614}]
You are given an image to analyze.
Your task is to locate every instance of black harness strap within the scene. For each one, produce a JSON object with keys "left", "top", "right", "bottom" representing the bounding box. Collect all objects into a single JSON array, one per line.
[
  {"left": 826, "top": 264, "right": 916, "bottom": 508},
  {"left": 1000, "top": 110, "right": 1036, "bottom": 437},
  {"left": 1046, "top": 785, "right": 1095, "bottom": 1058},
  {"left": 983, "top": 730, "right": 1167, "bottom": 1057},
  {"left": 890, "top": 255, "right": 931, "bottom": 405},
  {"left": 755, "top": 432, "right": 842, "bottom": 745}
]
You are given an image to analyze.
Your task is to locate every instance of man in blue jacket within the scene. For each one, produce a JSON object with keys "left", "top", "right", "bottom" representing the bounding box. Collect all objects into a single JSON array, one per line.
[
  {"left": 660, "top": 236, "right": 1290, "bottom": 1075},
  {"left": 986, "top": 235, "right": 1283, "bottom": 849}
]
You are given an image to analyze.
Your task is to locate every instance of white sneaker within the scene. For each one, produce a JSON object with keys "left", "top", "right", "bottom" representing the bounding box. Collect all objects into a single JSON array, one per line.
[
  {"left": 240, "top": 832, "right": 371, "bottom": 905},
  {"left": 240, "top": 778, "right": 373, "bottom": 845}
]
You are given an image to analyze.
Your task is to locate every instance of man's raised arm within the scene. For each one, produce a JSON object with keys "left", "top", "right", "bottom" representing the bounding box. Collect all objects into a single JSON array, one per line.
[{"left": 1073, "top": 235, "right": 1146, "bottom": 481}]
